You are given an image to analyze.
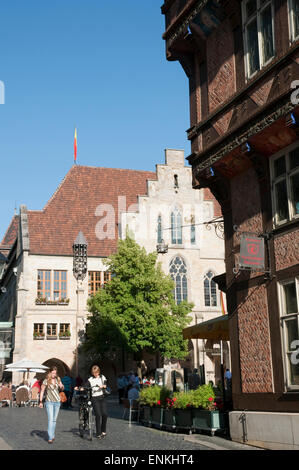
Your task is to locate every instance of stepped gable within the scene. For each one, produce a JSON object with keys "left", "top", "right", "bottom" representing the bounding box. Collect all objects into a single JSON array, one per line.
[{"left": 27, "top": 165, "right": 156, "bottom": 257}]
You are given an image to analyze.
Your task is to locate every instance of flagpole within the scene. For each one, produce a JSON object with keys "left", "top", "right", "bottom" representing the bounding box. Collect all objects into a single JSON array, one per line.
[{"left": 74, "top": 127, "right": 77, "bottom": 165}]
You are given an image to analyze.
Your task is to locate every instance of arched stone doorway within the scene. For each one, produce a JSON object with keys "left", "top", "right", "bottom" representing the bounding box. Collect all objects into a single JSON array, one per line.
[{"left": 42, "top": 358, "right": 71, "bottom": 379}]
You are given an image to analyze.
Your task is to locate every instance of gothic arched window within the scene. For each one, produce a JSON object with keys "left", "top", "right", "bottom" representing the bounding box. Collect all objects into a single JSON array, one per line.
[
  {"left": 170, "top": 256, "right": 188, "bottom": 304},
  {"left": 157, "top": 215, "right": 163, "bottom": 244},
  {"left": 171, "top": 208, "right": 182, "bottom": 244},
  {"left": 204, "top": 271, "right": 218, "bottom": 306}
]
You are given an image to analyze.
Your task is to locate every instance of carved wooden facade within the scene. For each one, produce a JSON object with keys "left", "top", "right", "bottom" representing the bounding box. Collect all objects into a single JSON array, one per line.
[{"left": 162, "top": 0, "right": 299, "bottom": 412}]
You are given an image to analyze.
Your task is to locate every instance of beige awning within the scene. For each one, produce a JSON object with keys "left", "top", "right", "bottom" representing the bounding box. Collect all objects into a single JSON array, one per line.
[{"left": 183, "top": 315, "right": 229, "bottom": 341}]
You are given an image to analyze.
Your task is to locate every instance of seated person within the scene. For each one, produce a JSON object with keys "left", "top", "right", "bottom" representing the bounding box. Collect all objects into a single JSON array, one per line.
[
  {"left": 127, "top": 384, "right": 140, "bottom": 401},
  {"left": 16, "top": 381, "right": 30, "bottom": 392}
]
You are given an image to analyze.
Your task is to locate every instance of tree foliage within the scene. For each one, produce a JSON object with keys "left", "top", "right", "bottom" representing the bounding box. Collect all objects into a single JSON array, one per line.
[{"left": 82, "top": 236, "right": 193, "bottom": 361}]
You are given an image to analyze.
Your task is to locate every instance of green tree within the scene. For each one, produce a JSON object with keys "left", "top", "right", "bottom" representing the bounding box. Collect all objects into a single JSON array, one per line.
[{"left": 82, "top": 236, "right": 193, "bottom": 362}]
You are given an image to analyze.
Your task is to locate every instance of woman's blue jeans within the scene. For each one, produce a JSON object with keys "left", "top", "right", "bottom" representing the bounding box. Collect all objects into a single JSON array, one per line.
[{"left": 45, "top": 401, "right": 61, "bottom": 440}]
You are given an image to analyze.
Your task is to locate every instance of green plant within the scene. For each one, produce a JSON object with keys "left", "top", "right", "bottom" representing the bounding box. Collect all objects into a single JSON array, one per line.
[
  {"left": 59, "top": 330, "right": 71, "bottom": 337},
  {"left": 138, "top": 385, "right": 171, "bottom": 407},
  {"left": 191, "top": 384, "right": 216, "bottom": 410},
  {"left": 172, "top": 390, "right": 193, "bottom": 409}
]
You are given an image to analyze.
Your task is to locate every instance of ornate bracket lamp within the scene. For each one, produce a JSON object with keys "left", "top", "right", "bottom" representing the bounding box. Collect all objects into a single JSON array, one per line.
[{"left": 73, "top": 231, "right": 88, "bottom": 376}]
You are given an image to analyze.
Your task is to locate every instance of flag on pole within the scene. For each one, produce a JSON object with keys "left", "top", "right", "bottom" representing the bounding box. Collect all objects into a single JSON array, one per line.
[
  {"left": 74, "top": 128, "right": 77, "bottom": 163},
  {"left": 220, "top": 291, "right": 226, "bottom": 315}
]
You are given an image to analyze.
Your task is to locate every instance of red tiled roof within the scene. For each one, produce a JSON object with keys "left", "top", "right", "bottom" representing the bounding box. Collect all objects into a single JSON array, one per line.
[
  {"left": 27, "top": 165, "right": 156, "bottom": 257},
  {"left": 0, "top": 215, "right": 19, "bottom": 257}
]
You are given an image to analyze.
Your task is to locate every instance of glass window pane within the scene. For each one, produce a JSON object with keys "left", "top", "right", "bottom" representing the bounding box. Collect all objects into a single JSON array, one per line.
[
  {"left": 191, "top": 225, "right": 196, "bottom": 244},
  {"left": 247, "top": 20, "right": 260, "bottom": 75},
  {"left": 275, "top": 179, "right": 289, "bottom": 222},
  {"left": 274, "top": 156, "right": 286, "bottom": 177},
  {"left": 286, "top": 319, "right": 299, "bottom": 350},
  {"left": 290, "top": 148, "right": 299, "bottom": 171},
  {"left": 246, "top": 0, "right": 257, "bottom": 19},
  {"left": 211, "top": 281, "right": 218, "bottom": 306},
  {"left": 293, "top": 0, "right": 299, "bottom": 38},
  {"left": 261, "top": 5, "right": 274, "bottom": 63},
  {"left": 290, "top": 173, "right": 299, "bottom": 216},
  {"left": 283, "top": 282, "right": 298, "bottom": 315},
  {"left": 157, "top": 215, "right": 162, "bottom": 244},
  {"left": 204, "top": 278, "right": 210, "bottom": 306}
]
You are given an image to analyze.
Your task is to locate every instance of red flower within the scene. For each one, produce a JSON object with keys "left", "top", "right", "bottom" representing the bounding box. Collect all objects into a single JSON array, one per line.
[
  {"left": 186, "top": 404, "right": 190, "bottom": 407},
  {"left": 208, "top": 397, "right": 213, "bottom": 402},
  {"left": 173, "top": 398, "right": 177, "bottom": 402},
  {"left": 157, "top": 400, "right": 161, "bottom": 405}
]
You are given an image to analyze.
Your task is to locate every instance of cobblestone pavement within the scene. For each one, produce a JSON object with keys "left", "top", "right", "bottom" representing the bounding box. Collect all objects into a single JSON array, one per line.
[{"left": 0, "top": 397, "right": 258, "bottom": 451}]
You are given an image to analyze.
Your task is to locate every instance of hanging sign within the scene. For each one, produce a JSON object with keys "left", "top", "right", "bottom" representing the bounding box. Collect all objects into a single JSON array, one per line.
[{"left": 239, "top": 235, "right": 265, "bottom": 270}]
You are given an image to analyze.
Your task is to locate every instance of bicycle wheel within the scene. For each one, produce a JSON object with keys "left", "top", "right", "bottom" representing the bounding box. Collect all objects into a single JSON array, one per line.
[
  {"left": 79, "top": 406, "right": 87, "bottom": 438},
  {"left": 88, "top": 407, "right": 93, "bottom": 441}
]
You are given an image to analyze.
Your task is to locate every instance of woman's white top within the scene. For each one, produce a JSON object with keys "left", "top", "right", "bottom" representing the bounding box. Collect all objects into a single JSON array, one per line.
[{"left": 88, "top": 375, "right": 107, "bottom": 398}]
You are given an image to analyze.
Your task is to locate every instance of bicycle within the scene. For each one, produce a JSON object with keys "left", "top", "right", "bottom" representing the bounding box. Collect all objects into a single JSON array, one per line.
[{"left": 77, "top": 387, "right": 94, "bottom": 441}]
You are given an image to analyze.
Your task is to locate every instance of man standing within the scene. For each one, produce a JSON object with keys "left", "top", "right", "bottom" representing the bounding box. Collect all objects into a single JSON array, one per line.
[{"left": 61, "top": 373, "right": 72, "bottom": 409}]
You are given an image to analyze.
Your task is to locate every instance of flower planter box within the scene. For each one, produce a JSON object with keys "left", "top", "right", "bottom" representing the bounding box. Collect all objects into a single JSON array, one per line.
[
  {"left": 162, "top": 409, "right": 176, "bottom": 430},
  {"left": 192, "top": 409, "right": 225, "bottom": 436},
  {"left": 59, "top": 336, "right": 70, "bottom": 340},
  {"left": 140, "top": 406, "right": 151, "bottom": 424},
  {"left": 151, "top": 407, "right": 163, "bottom": 428},
  {"left": 33, "top": 336, "right": 45, "bottom": 340},
  {"left": 174, "top": 409, "right": 192, "bottom": 429},
  {"left": 46, "top": 336, "right": 58, "bottom": 340},
  {"left": 35, "top": 300, "right": 70, "bottom": 306}
]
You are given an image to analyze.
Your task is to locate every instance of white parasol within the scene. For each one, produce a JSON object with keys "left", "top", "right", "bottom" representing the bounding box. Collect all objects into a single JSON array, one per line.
[{"left": 4, "top": 358, "right": 49, "bottom": 379}]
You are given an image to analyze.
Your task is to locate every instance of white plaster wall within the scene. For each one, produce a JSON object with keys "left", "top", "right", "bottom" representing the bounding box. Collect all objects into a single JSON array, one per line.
[{"left": 121, "top": 149, "right": 227, "bottom": 380}]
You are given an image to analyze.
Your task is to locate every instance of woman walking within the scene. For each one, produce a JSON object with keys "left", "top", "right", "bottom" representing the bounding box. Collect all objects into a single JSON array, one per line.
[
  {"left": 39, "top": 366, "right": 64, "bottom": 444},
  {"left": 87, "top": 365, "right": 108, "bottom": 439}
]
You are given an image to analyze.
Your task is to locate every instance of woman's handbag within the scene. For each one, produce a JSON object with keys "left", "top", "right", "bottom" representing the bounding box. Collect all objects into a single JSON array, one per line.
[{"left": 59, "top": 391, "right": 67, "bottom": 403}]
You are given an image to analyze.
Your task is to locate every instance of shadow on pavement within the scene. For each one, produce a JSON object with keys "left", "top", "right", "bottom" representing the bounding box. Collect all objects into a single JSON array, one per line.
[{"left": 30, "top": 430, "right": 48, "bottom": 442}]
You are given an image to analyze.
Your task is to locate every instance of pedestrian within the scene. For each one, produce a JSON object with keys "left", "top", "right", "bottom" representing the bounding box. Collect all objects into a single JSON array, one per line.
[
  {"left": 69, "top": 375, "right": 75, "bottom": 408},
  {"left": 86, "top": 365, "right": 108, "bottom": 440},
  {"left": 76, "top": 375, "right": 83, "bottom": 387},
  {"left": 117, "top": 374, "right": 125, "bottom": 404},
  {"left": 225, "top": 369, "right": 232, "bottom": 393},
  {"left": 128, "top": 384, "right": 139, "bottom": 401},
  {"left": 140, "top": 360, "right": 147, "bottom": 378},
  {"left": 61, "top": 372, "right": 72, "bottom": 409},
  {"left": 39, "top": 366, "right": 64, "bottom": 444}
]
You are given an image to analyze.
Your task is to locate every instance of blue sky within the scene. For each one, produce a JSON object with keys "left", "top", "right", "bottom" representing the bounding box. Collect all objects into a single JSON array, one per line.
[{"left": 0, "top": 1, "right": 190, "bottom": 241}]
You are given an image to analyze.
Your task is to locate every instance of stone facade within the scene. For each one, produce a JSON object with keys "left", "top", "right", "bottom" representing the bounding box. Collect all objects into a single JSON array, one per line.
[
  {"left": 121, "top": 149, "right": 227, "bottom": 384},
  {"left": 0, "top": 153, "right": 226, "bottom": 389}
]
